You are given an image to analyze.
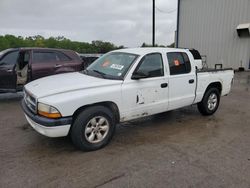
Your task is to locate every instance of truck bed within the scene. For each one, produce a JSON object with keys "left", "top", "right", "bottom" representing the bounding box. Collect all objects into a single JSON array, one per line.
[{"left": 194, "top": 68, "right": 234, "bottom": 104}]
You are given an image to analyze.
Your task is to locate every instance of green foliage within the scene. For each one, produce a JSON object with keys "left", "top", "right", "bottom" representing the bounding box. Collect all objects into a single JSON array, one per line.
[{"left": 0, "top": 35, "right": 120, "bottom": 53}]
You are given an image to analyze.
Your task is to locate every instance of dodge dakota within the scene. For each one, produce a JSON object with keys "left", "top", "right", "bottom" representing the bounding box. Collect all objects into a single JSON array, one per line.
[{"left": 21, "top": 48, "right": 234, "bottom": 151}]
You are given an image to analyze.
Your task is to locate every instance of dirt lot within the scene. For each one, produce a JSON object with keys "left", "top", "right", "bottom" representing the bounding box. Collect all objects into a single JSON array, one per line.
[{"left": 0, "top": 72, "right": 250, "bottom": 188}]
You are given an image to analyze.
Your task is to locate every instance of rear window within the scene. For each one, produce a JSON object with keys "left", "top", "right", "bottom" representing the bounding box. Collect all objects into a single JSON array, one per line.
[{"left": 189, "top": 49, "right": 202, "bottom": 60}]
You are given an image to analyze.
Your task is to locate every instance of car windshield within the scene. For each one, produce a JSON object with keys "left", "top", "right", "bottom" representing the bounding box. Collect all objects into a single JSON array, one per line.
[
  {"left": 83, "top": 52, "right": 138, "bottom": 80},
  {"left": 0, "top": 49, "right": 12, "bottom": 58}
]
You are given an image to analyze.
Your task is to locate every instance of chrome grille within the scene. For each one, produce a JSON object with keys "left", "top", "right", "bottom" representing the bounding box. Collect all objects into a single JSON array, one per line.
[{"left": 24, "top": 89, "right": 37, "bottom": 114}]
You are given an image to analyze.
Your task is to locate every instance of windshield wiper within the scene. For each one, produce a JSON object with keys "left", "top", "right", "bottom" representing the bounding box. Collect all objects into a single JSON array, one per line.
[
  {"left": 82, "top": 69, "right": 89, "bottom": 75},
  {"left": 91, "top": 70, "right": 107, "bottom": 78},
  {"left": 85, "top": 69, "right": 121, "bottom": 80}
]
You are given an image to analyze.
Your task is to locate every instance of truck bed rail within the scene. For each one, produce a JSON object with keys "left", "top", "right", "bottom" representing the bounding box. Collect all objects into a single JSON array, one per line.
[{"left": 197, "top": 68, "right": 233, "bottom": 73}]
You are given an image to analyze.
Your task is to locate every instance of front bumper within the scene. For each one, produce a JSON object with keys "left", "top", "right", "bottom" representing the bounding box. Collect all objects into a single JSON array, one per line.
[{"left": 21, "top": 99, "right": 72, "bottom": 137}]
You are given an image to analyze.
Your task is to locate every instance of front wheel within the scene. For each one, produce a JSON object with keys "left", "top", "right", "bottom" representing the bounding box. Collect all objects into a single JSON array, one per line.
[
  {"left": 70, "top": 106, "right": 115, "bottom": 151},
  {"left": 197, "top": 88, "right": 220, "bottom": 116}
]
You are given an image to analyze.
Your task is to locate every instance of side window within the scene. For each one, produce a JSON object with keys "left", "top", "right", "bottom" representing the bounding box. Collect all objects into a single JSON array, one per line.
[
  {"left": 167, "top": 52, "right": 191, "bottom": 75},
  {"left": 0, "top": 51, "right": 19, "bottom": 65},
  {"left": 56, "top": 51, "right": 71, "bottom": 61},
  {"left": 136, "top": 53, "right": 164, "bottom": 78},
  {"left": 33, "top": 51, "right": 58, "bottom": 63}
]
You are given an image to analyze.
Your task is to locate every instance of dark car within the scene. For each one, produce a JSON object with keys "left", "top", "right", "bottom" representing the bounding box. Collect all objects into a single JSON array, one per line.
[
  {"left": 0, "top": 48, "right": 82, "bottom": 92},
  {"left": 79, "top": 54, "right": 102, "bottom": 69}
]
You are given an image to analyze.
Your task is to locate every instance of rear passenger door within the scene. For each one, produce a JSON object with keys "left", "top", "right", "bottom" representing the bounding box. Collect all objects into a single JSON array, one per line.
[
  {"left": 31, "top": 50, "right": 58, "bottom": 80},
  {"left": 166, "top": 52, "right": 196, "bottom": 110}
]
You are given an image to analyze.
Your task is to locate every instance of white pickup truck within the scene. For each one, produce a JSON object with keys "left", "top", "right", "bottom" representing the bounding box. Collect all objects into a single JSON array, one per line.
[{"left": 21, "top": 48, "right": 234, "bottom": 151}]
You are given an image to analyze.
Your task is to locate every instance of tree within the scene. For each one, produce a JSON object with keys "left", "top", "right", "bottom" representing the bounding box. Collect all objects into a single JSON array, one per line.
[
  {"left": 0, "top": 35, "right": 121, "bottom": 53},
  {"left": 92, "top": 40, "right": 117, "bottom": 53},
  {"left": 0, "top": 36, "right": 10, "bottom": 50}
]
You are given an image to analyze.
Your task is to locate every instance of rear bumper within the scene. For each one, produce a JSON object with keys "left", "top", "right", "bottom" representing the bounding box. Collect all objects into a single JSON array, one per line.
[{"left": 21, "top": 99, "right": 72, "bottom": 137}]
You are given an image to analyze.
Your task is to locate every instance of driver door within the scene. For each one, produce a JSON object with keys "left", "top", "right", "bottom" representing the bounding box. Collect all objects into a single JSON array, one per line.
[
  {"left": 0, "top": 50, "right": 19, "bottom": 91},
  {"left": 121, "top": 53, "right": 169, "bottom": 121}
]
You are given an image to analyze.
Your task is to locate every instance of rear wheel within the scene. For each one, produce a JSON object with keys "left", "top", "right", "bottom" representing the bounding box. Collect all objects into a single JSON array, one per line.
[
  {"left": 71, "top": 106, "right": 115, "bottom": 151},
  {"left": 197, "top": 88, "right": 220, "bottom": 116}
]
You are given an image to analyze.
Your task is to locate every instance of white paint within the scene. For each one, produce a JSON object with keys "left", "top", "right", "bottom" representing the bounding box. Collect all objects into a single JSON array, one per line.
[
  {"left": 23, "top": 47, "right": 234, "bottom": 137},
  {"left": 236, "top": 23, "right": 250, "bottom": 31},
  {"left": 25, "top": 115, "right": 70, "bottom": 137}
]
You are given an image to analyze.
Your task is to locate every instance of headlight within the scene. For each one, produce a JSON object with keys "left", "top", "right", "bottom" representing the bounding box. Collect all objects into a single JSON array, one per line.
[{"left": 38, "top": 103, "right": 61, "bottom": 119}]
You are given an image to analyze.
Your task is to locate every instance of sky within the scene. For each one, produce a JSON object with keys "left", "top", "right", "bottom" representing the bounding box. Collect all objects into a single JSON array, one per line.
[{"left": 0, "top": 0, "right": 177, "bottom": 47}]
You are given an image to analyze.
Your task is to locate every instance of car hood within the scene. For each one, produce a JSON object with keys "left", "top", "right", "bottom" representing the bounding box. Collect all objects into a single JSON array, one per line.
[{"left": 25, "top": 72, "right": 123, "bottom": 98}]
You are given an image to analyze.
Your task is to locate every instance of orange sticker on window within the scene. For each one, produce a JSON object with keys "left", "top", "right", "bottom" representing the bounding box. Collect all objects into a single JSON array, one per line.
[
  {"left": 102, "top": 61, "right": 110, "bottom": 67},
  {"left": 174, "top": 60, "right": 180, "bottom": 66}
]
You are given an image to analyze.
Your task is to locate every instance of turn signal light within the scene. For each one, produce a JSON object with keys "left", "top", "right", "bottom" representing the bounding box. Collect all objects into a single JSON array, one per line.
[{"left": 37, "top": 103, "right": 62, "bottom": 119}]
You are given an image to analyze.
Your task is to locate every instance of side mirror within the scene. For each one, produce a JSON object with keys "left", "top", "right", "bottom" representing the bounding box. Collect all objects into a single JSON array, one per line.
[{"left": 131, "top": 71, "right": 149, "bottom": 80}]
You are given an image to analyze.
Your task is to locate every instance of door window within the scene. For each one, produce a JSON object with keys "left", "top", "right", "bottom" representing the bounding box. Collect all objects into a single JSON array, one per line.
[
  {"left": 56, "top": 52, "right": 71, "bottom": 61},
  {"left": 136, "top": 53, "right": 164, "bottom": 78},
  {"left": 0, "top": 51, "right": 19, "bottom": 65},
  {"left": 167, "top": 52, "right": 191, "bottom": 75},
  {"left": 33, "top": 52, "right": 58, "bottom": 62}
]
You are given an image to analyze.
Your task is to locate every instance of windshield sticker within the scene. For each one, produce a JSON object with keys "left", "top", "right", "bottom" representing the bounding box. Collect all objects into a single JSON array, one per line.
[
  {"left": 110, "top": 64, "right": 124, "bottom": 70},
  {"left": 102, "top": 61, "right": 110, "bottom": 67}
]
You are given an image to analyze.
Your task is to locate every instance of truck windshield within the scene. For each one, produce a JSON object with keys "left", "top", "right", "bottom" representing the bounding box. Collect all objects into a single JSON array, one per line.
[{"left": 83, "top": 52, "right": 138, "bottom": 80}]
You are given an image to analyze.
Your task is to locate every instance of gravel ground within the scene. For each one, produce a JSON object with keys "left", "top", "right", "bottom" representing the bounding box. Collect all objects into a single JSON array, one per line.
[{"left": 0, "top": 72, "right": 250, "bottom": 188}]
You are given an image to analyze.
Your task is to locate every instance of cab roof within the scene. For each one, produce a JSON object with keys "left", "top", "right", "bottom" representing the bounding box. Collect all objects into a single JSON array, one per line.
[
  {"left": 2, "top": 47, "right": 75, "bottom": 53},
  {"left": 113, "top": 47, "right": 190, "bottom": 56}
]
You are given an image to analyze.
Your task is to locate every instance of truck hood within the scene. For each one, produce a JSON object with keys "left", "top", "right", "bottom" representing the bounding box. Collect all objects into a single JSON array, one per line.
[{"left": 25, "top": 72, "right": 123, "bottom": 98}]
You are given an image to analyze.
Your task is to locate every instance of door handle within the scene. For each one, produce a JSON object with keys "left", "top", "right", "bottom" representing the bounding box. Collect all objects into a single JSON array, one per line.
[
  {"left": 161, "top": 83, "right": 168, "bottom": 88},
  {"left": 6, "top": 69, "right": 13, "bottom": 73},
  {"left": 189, "top": 79, "right": 194, "bottom": 84},
  {"left": 54, "top": 64, "right": 62, "bottom": 68}
]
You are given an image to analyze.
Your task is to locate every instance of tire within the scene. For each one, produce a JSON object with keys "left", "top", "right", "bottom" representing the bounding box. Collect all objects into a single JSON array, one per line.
[
  {"left": 70, "top": 106, "right": 115, "bottom": 151},
  {"left": 197, "top": 87, "right": 220, "bottom": 116}
]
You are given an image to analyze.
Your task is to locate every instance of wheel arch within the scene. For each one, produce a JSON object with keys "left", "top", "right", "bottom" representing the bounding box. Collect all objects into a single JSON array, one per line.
[
  {"left": 205, "top": 82, "right": 222, "bottom": 95},
  {"left": 72, "top": 101, "right": 120, "bottom": 125},
  {"left": 198, "top": 82, "right": 222, "bottom": 116}
]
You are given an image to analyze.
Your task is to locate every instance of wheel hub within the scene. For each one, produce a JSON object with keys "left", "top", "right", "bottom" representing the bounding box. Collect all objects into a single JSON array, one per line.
[
  {"left": 207, "top": 93, "right": 218, "bottom": 111},
  {"left": 84, "top": 116, "right": 110, "bottom": 144}
]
